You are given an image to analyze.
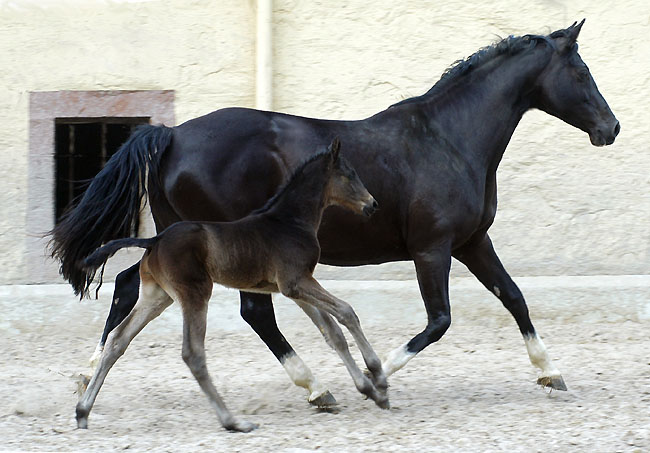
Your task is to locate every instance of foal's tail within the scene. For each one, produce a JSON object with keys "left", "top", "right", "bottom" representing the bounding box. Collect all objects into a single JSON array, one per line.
[
  {"left": 82, "top": 237, "right": 160, "bottom": 288},
  {"left": 47, "top": 124, "right": 173, "bottom": 298}
]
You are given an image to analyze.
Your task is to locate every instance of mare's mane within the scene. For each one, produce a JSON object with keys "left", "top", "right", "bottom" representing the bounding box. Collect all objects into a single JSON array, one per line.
[
  {"left": 390, "top": 31, "right": 561, "bottom": 108},
  {"left": 251, "top": 149, "right": 331, "bottom": 215}
]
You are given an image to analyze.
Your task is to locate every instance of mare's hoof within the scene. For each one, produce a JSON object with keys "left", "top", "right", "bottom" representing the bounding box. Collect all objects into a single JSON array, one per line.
[
  {"left": 225, "top": 419, "right": 258, "bottom": 433},
  {"left": 537, "top": 375, "right": 568, "bottom": 391},
  {"left": 309, "top": 390, "right": 338, "bottom": 410}
]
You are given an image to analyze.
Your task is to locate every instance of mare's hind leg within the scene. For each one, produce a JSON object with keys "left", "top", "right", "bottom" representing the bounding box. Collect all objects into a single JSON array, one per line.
[
  {"left": 179, "top": 287, "right": 257, "bottom": 432},
  {"left": 454, "top": 233, "right": 566, "bottom": 390},
  {"left": 284, "top": 277, "right": 389, "bottom": 409},
  {"left": 76, "top": 279, "right": 173, "bottom": 428},
  {"left": 240, "top": 292, "right": 335, "bottom": 408},
  {"left": 89, "top": 263, "right": 141, "bottom": 369}
]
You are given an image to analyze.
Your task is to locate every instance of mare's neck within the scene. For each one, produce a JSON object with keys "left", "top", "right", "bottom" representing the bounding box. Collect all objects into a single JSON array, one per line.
[{"left": 418, "top": 45, "right": 552, "bottom": 171}]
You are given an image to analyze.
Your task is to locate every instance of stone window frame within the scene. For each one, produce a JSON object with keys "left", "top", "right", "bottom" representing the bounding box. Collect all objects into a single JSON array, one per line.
[{"left": 27, "top": 90, "right": 175, "bottom": 283}]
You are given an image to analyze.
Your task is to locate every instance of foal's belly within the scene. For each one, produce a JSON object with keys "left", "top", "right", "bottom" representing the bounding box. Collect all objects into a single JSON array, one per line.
[{"left": 241, "top": 280, "right": 280, "bottom": 294}]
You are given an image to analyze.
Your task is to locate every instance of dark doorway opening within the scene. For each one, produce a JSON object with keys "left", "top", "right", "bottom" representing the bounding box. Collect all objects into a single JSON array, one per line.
[{"left": 54, "top": 117, "right": 149, "bottom": 234}]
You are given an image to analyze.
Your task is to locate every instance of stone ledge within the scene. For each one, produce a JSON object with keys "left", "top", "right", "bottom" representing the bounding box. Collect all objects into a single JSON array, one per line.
[{"left": 2, "top": 276, "right": 648, "bottom": 337}]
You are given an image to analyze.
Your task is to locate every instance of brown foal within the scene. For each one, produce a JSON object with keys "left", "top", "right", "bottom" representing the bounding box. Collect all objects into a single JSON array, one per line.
[{"left": 77, "top": 138, "right": 388, "bottom": 432}]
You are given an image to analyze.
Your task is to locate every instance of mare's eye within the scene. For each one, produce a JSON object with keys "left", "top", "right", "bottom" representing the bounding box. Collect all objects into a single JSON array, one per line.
[{"left": 576, "top": 70, "right": 589, "bottom": 83}]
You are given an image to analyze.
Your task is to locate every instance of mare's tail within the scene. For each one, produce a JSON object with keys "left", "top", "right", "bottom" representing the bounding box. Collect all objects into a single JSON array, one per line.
[
  {"left": 82, "top": 237, "right": 159, "bottom": 285},
  {"left": 47, "top": 124, "right": 173, "bottom": 298}
]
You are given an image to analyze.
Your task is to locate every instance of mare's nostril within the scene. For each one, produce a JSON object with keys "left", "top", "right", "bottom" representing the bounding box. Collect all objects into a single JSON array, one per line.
[
  {"left": 372, "top": 200, "right": 378, "bottom": 209},
  {"left": 613, "top": 121, "right": 621, "bottom": 137}
]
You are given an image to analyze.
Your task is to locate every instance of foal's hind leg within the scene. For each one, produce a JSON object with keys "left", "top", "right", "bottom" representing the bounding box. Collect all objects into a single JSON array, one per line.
[
  {"left": 285, "top": 277, "right": 389, "bottom": 409},
  {"left": 76, "top": 280, "right": 173, "bottom": 428},
  {"left": 179, "top": 288, "right": 257, "bottom": 432},
  {"left": 240, "top": 291, "right": 336, "bottom": 408},
  {"left": 454, "top": 233, "right": 566, "bottom": 390}
]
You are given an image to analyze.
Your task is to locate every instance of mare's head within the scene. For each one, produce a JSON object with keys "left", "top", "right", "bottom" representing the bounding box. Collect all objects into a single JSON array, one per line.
[
  {"left": 325, "top": 138, "right": 378, "bottom": 217},
  {"left": 534, "top": 19, "right": 619, "bottom": 146}
]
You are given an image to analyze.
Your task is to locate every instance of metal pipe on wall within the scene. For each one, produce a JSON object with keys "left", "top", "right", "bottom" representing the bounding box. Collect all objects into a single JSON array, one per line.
[{"left": 256, "top": 0, "right": 273, "bottom": 110}]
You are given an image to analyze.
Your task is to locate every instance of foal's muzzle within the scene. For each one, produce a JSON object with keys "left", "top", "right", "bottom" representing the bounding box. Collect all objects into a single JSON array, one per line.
[{"left": 363, "top": 199, "right": 379, "bottom": 217}]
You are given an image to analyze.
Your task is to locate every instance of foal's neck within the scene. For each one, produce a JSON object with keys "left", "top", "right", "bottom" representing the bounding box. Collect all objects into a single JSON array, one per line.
[{"left": 266, "top": 160, "right": 331, "bottom": 232}]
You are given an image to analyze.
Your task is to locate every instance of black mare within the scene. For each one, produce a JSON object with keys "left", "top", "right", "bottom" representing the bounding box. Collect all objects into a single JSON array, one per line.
[{"left": 50, "top": 21, "right": 619, "bottom": 405}]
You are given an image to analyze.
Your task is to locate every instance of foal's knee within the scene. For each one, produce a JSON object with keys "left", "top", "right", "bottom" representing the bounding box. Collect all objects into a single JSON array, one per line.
[
  {"left": 336, "top": 304, "right": 360, "bottom": 328},
  {"left": 182, "top": 348, "right": 209, "bottom": 380}
]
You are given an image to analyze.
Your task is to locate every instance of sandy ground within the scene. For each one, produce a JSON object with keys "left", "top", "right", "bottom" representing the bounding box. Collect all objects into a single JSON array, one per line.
[{"left": 1, "top": 276, "right": 649, "bottom": 452}]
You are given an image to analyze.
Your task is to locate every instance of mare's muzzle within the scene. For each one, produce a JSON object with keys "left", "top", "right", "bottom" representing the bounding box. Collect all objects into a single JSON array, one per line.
[{"left": 590, "top": 120, "right": 620, "bottom": 146}]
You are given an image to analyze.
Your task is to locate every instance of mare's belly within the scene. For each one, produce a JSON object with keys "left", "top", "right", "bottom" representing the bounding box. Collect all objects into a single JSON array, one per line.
[{"left": 316, "top": 207, "right": 409, "bottom": 265}]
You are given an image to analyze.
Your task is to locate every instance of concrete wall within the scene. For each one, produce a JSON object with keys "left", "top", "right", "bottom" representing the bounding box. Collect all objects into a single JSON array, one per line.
[{"left": 0, "top": 0, "right": 648, "bottom": 284}]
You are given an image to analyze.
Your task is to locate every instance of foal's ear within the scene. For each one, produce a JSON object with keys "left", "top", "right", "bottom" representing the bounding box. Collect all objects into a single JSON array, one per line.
[{"left": 328, "top": 137, "right": 341, "bottom": 162}]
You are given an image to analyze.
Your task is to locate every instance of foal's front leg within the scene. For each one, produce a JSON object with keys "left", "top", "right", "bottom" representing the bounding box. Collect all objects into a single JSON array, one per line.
[
  {"left": 296, "top": 301, "right": 386, "bottom": 407},
  {"left": 286, "top": 278, "right": 389, "bottom": 409},
  {"left": 239, "top": 291, "right": 336, "bottom": 408}
]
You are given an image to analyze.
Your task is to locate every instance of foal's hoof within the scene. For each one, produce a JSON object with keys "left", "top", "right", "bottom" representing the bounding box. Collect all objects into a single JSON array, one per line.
[
  {"left": 225, "top": 419, "right": 259, "bottom": 433},
  {"left": 537, "top": 375, "right": 568, "bottom": 391},
  {"left": 374, "top": 395, "right": 390, "bottom": 410},
  {"left": 364, "top": 368, "right": 389, "bottom": 391},
  {"left": 76, "top": 406, "right": 89, "bottom": 429},
  {"left": 309, "top": 390, "right": 338, "bottom": 410}
]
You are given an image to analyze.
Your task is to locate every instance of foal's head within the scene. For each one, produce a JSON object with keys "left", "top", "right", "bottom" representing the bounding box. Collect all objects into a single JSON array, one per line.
[{"left": 325, "top": 138, "right": 378, "bottom": 217}]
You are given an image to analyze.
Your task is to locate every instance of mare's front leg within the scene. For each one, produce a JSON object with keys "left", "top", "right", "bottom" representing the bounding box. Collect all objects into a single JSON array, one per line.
[
  {"left": 239, "top": 291, "right": 336, "bottom": 408},
  {"left": 76, "top": 280, "right": 172, "bottom": 429},
  {"left": 382, "top": 246, "right": 452, "bottom": 377},
  {"left": 89, "top": 263, "right": 141, "bottom": 369},
  {"left": 285, "top": 278, "right": 389, "bottom": 409},
  {"left": 453, "top": 233, "right": 566, "bottom": 390}
]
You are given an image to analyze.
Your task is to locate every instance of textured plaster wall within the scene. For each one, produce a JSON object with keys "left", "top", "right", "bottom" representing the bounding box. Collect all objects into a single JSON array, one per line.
[
  {"left": 0, "top": 0, "right": 648, "bottom": 283},
  {"left": 0, "top": 0, "right": 255, "bottom": 283}
]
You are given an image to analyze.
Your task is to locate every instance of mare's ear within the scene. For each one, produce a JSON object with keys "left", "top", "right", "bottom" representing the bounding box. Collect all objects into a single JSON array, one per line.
[
  {"left": 553, "top": 18, "right": 585, "bottom": 53},
  {"left": 567, "top": 18, "right": 585, "bottom": 43},
  {"left": 328, "top": 137, "right": 341, "bottom": 162}
]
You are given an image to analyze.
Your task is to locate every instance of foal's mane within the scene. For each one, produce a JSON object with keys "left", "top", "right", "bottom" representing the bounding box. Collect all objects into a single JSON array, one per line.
[
  {"left": 390, "top": 32, "right": 556, "bottom": 108},
  {"left": 251, "top": 149, "right": 331, "bottom": 215}
]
